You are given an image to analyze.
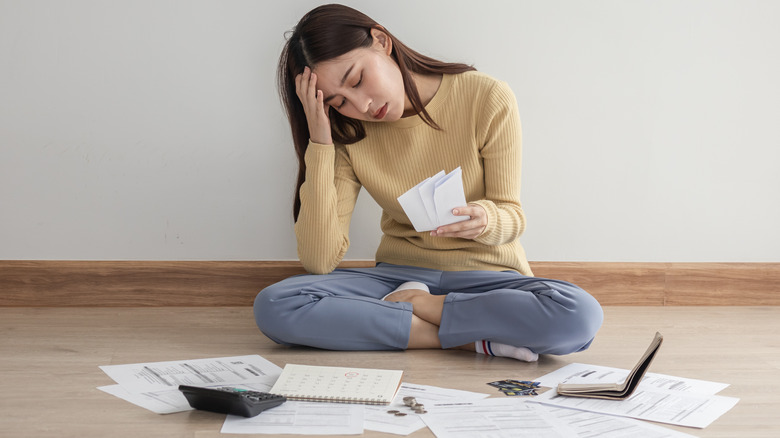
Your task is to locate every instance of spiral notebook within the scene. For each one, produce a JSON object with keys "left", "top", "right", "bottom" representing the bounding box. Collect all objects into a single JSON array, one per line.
[{"left": 269, "top": 364, "right": 403, "bottom": 405}]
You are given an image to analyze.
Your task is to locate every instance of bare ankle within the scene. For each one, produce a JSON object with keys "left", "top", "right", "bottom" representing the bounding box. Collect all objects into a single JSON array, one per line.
[{"left": 455, "top": 342, "right": 476, "bottom": 352}]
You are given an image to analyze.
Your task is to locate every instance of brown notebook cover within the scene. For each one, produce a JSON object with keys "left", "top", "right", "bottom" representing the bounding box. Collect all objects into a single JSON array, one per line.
[{"left": 556, "top": 332, "right": 663, "bottom": 400}]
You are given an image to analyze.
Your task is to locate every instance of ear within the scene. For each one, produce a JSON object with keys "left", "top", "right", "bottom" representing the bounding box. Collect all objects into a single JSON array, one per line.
[{"left": 370, "top": 27, "right": 393, "bottom": 56}]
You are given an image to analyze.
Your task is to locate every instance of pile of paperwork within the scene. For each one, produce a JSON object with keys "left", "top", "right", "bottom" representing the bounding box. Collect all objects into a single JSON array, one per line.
[{"left": 99, "top": 355, "right": 738, "bottom": 436}]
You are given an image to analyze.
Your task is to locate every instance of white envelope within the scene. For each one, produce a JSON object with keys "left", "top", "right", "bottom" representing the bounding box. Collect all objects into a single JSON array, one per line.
[
  {"left": 397, "top": 177, "right": 437, "bottom": 232},
  {"left": 397, "top": 167, "right": 469, "bottom": 232},
  {"left": 433, "top": 167, "right": 468, "bottom": 226},
  {"left": 418, "top": 170, "right": 445, "bottom": 225}
]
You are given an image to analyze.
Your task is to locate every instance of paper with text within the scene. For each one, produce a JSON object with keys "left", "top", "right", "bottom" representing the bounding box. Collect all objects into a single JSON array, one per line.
[
  {"left": 100, "top": 354, "right": 282, "bottom": 392},
  {"left": 364, "top": 382, "right": 491, "bottom": 435},
  {"left": 221, "top": 401, "right": 363, "bottom": 435},
  {"left": 540, "top": 405, "right": 700, "bottom": 438},
  {"left": 98, "top": 355, "right": 282, "bottom": 414},
  {"left": 531, "top": 363, "right": 738, "bottom": 428},
  {"left": 534, "top": 363, "right": 729, "bottom": 396},
  {"left": 422, "top": 398, "right": 573, "bottom": 438},
  {"left": 97, "top": 380, "right": 276, "bottom": 414}
]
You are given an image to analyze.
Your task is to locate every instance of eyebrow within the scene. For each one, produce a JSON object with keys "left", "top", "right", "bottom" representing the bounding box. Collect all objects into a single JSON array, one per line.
[{"left": 323, "top": 64, "right": 355, "bottom": 104}]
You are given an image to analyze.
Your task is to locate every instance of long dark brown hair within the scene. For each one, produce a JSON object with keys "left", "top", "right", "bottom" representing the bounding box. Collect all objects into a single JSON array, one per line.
[{"left": 278, "top": 4, "right": 475, "bottom": 220}]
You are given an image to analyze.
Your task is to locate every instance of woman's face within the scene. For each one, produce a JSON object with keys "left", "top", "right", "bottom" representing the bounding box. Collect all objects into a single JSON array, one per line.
[{"left": 313, "top": 30, "right": 409, "bottom": 122}]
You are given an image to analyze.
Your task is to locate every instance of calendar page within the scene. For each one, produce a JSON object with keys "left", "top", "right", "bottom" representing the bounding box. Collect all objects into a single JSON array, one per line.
[{"left": 270, "top": 364, "right": 404, "bottom": 405}]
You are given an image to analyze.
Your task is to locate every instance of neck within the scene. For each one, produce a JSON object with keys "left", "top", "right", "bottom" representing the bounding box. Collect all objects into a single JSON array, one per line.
[{"left": 403, "top": 73, "right": 443, "bottom": 117}]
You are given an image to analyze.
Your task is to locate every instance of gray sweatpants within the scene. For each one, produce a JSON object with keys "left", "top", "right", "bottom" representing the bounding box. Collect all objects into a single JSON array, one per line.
[{"left": 253, "top": 263, "right": 603, "bottom": 355}]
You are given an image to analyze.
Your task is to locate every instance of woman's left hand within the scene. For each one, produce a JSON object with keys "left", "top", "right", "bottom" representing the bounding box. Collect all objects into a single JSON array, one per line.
[{"left": 430, "top": 203, "right": 488, "bottom": 240}]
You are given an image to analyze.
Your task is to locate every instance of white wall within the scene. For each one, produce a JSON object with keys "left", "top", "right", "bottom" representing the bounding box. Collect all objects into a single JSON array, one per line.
[{"left": 1, "top": 0, "right": 778, "bottom": 262}]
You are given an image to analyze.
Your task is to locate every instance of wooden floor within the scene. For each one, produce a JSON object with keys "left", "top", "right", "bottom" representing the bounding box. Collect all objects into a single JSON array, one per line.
[{"left": 1, "top": 306, "right": 778, "bottom": 438}]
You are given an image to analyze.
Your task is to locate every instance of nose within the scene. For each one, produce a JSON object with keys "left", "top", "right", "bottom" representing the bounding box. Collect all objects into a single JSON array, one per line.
[{"left": 352, "top": 92, "right": 372, "bottom": 114}]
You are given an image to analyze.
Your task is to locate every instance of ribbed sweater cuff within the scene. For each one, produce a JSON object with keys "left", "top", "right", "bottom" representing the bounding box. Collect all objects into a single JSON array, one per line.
[{"left": 469, "top": 200, "right": 497, "bottom": 244}]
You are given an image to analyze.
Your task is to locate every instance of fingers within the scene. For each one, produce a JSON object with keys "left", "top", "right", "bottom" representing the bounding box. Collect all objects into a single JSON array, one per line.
[
  {"left": 316, "top": 88, "right": 326, "bottom": 111},
  {"left": 307, "top": 67, "right": 318, "bottom": 102},
  {"left": 294, "top": 66, "right": 332, "bottom": 144},
  {"left": 295, "top": 66, "right": 317, "bottom": 106},
  {"left": 430, "top": 204, "right": 488, "bottom": 239},
  {"left": 295, "top": 67, "right": 323, "bottom": 115}
]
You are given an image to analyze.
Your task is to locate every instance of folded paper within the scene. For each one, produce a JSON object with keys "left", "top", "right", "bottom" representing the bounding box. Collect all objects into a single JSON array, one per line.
[{"left": 397, "top": 167, "right": 468, "bottom": 232}]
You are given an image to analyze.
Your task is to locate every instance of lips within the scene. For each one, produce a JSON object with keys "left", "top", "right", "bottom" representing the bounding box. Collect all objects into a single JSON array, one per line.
[{"left": 373, "top": 104, "right": 388, "bottom": 120}]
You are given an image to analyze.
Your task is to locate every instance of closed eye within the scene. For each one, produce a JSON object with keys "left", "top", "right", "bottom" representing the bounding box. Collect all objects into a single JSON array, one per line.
[{"left": 335, "top": 73, "right": 362, "bottom": 109}]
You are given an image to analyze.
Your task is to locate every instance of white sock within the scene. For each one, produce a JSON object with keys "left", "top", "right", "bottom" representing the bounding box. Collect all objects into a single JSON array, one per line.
[
  {"left": 382, "top": 281, "right": 430, "bottom": 301},
  {"left": 475, "top": 340, "right": 539, "bottom": 362}
]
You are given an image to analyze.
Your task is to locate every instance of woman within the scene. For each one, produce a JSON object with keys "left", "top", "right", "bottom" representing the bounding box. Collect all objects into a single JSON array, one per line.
[{"left": 254, "top": 4, "right": 603, "bottom": 361}]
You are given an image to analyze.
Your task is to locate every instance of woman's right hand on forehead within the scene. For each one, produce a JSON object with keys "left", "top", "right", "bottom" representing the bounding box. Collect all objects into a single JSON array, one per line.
[{"left": 295, "top": 66, "right": 333, "bottom": 145}]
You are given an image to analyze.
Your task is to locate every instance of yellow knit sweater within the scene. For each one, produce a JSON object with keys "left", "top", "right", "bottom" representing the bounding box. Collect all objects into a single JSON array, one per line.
[{"left": 295, "top": 71, "right": 532, "bottom": 276}]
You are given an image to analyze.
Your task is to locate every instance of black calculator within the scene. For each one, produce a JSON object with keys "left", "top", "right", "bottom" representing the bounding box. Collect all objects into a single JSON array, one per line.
[{"left": 179, "top": 385, "right": 287, "bottom": 417}]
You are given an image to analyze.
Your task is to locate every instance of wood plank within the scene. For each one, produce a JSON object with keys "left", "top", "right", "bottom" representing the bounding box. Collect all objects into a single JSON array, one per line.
[
  {"left": 0, "top": 260, "right": 369, "bottom": 307},
  {"left": 0, "top": 260, "right": 777, "bottom": 307},
  {"left": 530, "top": 262, "right": 667, "bottom": 306},
  {"left": 665, "top": 263, "right": 780, "bottom": 306}
]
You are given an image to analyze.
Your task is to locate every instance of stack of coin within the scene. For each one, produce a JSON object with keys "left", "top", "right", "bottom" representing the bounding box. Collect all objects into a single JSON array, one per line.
[{"left": 402, "top": 396, "right": 427, "bottom": 414}]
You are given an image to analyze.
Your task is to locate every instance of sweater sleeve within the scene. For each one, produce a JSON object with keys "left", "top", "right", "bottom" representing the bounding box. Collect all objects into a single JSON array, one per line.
[
  {"left": 472, "top": 81, "right": 526, "bottom": 246},
  {"left": 294, "top": 141, "right": 362, "bottom": 274}
]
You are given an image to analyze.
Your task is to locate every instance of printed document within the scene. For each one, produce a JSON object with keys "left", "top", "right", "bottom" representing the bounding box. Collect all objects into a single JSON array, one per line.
[
  {"left": 531, "top": 363, "right": 738, "bottom": 428},
  {"left": 541, "top": 405, "right": 700, "bottom": 438},
  {"left": 221, "top": 401, "right": 363, "bottom": 435},
  {"left": 98, "top": 355, "right": 282, "bottom": 414},
  {"left": 98, "top": 380, "right": 277, "bottom": 414},
  {"left": 422, "top": 398, "right": 701, "bottom": 438},
  {"left": 364, "top": 382, "right": 490, "bottom": 435},
  {"left": 422, "top": 398, "right": 572, "bottom": 438},
  {"left": 535, "top": 363, "right": 729, "bottom": 395}
]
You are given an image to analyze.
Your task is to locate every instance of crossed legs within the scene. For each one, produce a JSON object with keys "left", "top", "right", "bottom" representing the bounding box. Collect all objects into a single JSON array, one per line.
[
  {"left": 254, "top": 263, "right": 603, "bottom": 356},
  {"left": 382, "top": 287, "right": 471, "bottom": 350}
]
